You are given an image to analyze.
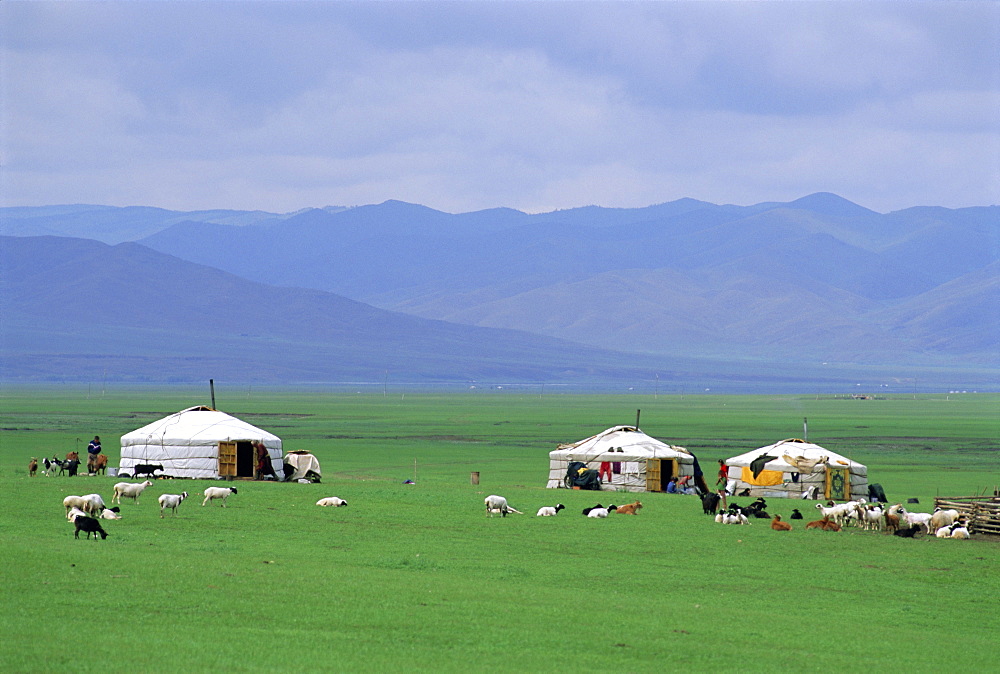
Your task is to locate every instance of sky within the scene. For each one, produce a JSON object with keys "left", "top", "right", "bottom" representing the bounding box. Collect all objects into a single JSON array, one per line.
[{"left": 2, "top": 1, "right": 998, "bottom": 214}]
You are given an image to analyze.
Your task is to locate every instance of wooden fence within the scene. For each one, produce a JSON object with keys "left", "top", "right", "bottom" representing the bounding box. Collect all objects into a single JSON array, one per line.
[{"left": 934, "top": 493, "right": 1000, "bottom": 536}]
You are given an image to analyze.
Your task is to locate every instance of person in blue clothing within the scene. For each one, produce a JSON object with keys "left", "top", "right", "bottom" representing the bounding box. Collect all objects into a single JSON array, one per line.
[
  {"left": 87, "top": 436, "right": 101, "bottom": 458},
  {"left": 666, "top": 476, "right": 680, "bottom": 493}
]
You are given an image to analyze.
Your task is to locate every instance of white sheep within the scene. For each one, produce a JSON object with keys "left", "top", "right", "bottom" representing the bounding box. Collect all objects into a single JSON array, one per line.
[
  {"left": 112, "top": 480, "right": 153, "bottom": 504},
  {"left": 949, "top": 523, "right": 971, "bottom": 539},
  {"left": 815, "top": 502, "right": 853, "bottom": 527},
  {"left": 485, "top": 494, "right": 510, "bottom": 517},
  {"left": 536, "top": 504, "right": 565, "bottom": 517},
  {"left": 99, "top": 508, "right": 122, "bottom": 520},
  {"left": 860, "top": 505, "right": 884, "bottom": 531},
  {"left": 158, "top": 492, "right": 188, "bottom": 517},
  {"left": 66, "top": 506, "right": 88, "bottom": 522},
  {"left": 202, "top": 486, "right": 237, "bottom": 507},
  {"left": 929, "top": 508, "right": 961, "bottom": 531},
  {"left": 82, "top": 493, "right": 106, "bottom": 515},
  {"left": 63, "top": 495, "right": 89, "bottom": 516},
  {"left": 898, "top": 508, "right": 933, "bottom": 534},
  {"left": 316, "top": 497, "right": 348, "bottom": 507}
]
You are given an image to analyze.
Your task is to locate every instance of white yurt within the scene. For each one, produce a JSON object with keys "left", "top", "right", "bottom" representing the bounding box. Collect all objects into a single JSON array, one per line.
[
  {"left": 547, "top": 425, "right": 694, "bottom": 493},
  {"left": 724, "top": 438, "right": 867, "bottom": 501},
  {"left": 120, "top": 406, "right": 282, "bottom": 479}
]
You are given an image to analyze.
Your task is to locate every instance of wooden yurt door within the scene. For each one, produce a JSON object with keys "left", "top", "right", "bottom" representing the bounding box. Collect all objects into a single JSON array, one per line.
[
  {"left": 645, "top": 459, "right": 678, "bottom": 492},
  {"left": 218, "top": 442, "right": 237, "bottom": 477}
]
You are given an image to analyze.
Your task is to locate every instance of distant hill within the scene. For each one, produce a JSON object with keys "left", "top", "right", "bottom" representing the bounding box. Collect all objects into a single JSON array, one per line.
[
  {"left": 0, "top": 235, "right": 684, "bottom": 384},
  {"left": 122, "top": 194, "right": 998, "bottom": 366},
  {"left": 2, "top": 194, "right": 997, "bottom": 389}
]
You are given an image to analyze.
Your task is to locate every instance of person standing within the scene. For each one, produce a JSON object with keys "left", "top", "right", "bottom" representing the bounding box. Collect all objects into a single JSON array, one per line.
[
  {"left": 715, "top": 459, "right": 728, "bottom": 487},
  {"left": 598, "top": 460, "right": 613, "bottom": 484},
  {"left": 87, "top": 436, "right": 102, "bottom": 459}
]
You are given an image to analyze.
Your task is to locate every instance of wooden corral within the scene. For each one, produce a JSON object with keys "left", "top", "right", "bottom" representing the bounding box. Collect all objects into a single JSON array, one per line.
[{"left": 934, "top": 492, "right": 1000, "bottom": 536}]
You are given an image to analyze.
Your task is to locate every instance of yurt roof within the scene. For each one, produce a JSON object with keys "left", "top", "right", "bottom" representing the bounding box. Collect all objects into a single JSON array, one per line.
[
  {"left": 553, "top": 425, "right": 690, "bottom": 461},
  {"left": 121, "top": 406, "right": 281, "bottom": 446},
  {"left": 725, "top": 438, "right": 863, "bottom": 471}
]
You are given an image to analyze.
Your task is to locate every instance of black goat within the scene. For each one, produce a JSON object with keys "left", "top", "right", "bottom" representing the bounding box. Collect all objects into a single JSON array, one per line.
[
  {"left": 743, "top": 498, "right": 771, "bottom": 519},
  {"left": 701, "top": 492, "right": 721, "bottom": 515},
  {"left": 64, "top": 459, "right": 80, "bottom": 477},
  {"left": 133, "top": 463, "right": 164, "bottom": 479},
  {"left": 74, "top": 516, "right": 108, "bottom": 540},
  {"left": 789, "top": 509, "right": 803, "bottom": 520},
  {"left": 893, "top": 524, "right": 923, "bottom": 538}
]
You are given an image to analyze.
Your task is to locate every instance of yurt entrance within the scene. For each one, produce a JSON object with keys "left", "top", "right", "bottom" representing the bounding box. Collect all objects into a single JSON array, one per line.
[
  {"left": 645, "top": 458, "right": 678, "bottom": 492},
  {"left": 218, "top": 441, "right": 256, "bottom": 478}
]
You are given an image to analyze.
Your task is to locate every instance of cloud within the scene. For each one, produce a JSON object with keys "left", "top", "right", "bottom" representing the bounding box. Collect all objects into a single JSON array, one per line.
[{"left": 2, "top": 1, "right": 997, "bottom": 213}]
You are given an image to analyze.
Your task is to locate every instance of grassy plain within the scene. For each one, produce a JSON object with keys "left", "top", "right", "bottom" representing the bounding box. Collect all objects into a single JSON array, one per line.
[{"left": 0, "top": 386, "right": 997, "bottom": 673}]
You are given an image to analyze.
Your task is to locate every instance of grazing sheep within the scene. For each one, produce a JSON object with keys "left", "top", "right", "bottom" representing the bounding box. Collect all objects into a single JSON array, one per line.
[
  {"left": 535, "top": 504, "right": 565, "bottom": 517},
  {"left": 29, "top": 458, "right": 38, "bottom": 477},
  {"left": 81, "top": 493, "right": 106, "bottom": 515},
  {"left": 202, "top": 486, "right": 238, "bottom": 507},
  {"left": 587, "top": 505, "right": 618, "bottom": 518},
  {"left": 63, "top": 495, "right": 94, "bottom": 517},
  {"left": 73, "top": 516, "right": 108, "bottom": 540},
  {"left": 484, "top": 494, "right": 511, "bottom": 517},
  {"left": 770, "top": 515, "right": 792, "bottom": 531},
  {"left": 158, "top": 492, "right": 189, "bottom": 517},
  {"left": 316, "top": 497, "right": 348, "bottom": 507},
  {"left": 112, "top": 480, "right": 153, "bottom": 505},
  {"left": 132, "top": 463, "right": 164, "bottom": 479}
]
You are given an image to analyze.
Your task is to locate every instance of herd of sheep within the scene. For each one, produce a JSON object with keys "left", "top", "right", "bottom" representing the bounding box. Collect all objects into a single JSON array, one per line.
[
  {"left": 61, "top": 482, "right": 248, "bottom": 540},
  {"left": 59, "top": 479, "right": 973, "bottom": 542},
  {"left": 489, "top": 491, "right": 973, "bottom": 540},
  {"left": 707, "top": 494, "right": 972, "bottom": 539}
]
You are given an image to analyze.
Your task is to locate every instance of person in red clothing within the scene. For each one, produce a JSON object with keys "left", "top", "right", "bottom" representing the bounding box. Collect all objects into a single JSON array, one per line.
[
  {"left": 599, "top": 461, "right": 613, "bottom": 483},
  {"left": 255, "top": 441, "right": 274, "bottom": 480},
  {"left": 716, "top": 459, "right": 728, "bottom": 487}
]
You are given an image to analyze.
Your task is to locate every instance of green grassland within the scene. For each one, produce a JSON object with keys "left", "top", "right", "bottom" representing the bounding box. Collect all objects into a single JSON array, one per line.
[{"left": 1, "top": 387, "right": 998, "bottom": 673}]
